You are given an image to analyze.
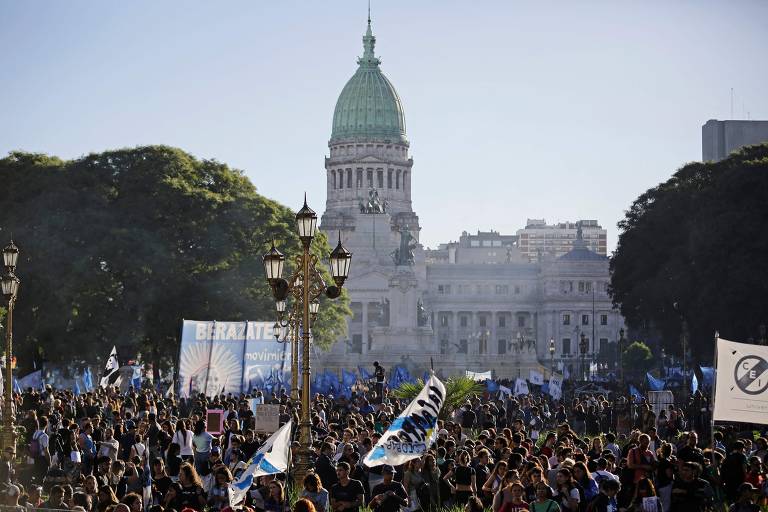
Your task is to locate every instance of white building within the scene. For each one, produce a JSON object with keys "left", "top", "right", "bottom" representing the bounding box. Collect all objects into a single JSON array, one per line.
[{"left": 318, "top": 19, "right": 625, "bottom": 379}]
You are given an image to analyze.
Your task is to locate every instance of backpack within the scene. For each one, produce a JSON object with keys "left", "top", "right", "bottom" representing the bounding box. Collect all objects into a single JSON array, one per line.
[{"left": 28, "top": 431, "right": 43, "bottom": 458}]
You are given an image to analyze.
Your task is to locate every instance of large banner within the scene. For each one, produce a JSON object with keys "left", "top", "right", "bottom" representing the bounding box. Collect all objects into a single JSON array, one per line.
[
  {"left": 178, "top": 320, "right": 291, "bottom": 396},
  {"left": 713, "top": 337, "right": 768, "bottom": 425}
]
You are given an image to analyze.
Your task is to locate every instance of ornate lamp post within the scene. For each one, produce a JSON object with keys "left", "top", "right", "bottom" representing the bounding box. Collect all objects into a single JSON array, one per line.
[
  {"left": 262, "top": 197, "right": 351, "bottom": 483},
  {"left": 1, "top": 241, "right": 20, "bottom": 453},
  {"left": 579, "top": 332, "right": 588, "bottom": 381},
  {"left": 549, "top": 337, "right": 555, "bottom": 375},
  {"left": 618, "top": 328, "right": 625, "bottom": 387}
]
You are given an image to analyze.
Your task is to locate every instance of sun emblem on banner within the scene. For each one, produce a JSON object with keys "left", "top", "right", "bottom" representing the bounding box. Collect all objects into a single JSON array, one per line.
[{"left": 180, "top": 343, "right": 242, "bottom": 394}]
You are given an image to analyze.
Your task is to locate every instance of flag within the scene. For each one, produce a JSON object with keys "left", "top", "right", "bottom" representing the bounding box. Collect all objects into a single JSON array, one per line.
[
  {"left": 629, "top": 384, "right": 643, "bottom": 401},
  {"left": 529, "top": 370, "right": 544, "bottom": 386},
  {"left": 364, "top": 374, "right": 445, "bottom": 467},
  {"left": 713, "top": 337, "right": 768, "bottom": 425},
  {"left": 485, "top": 379, "right": 499, "bottom": 392},
  {"left": 563, "top": 366, "right": 571, "bottom": 380},
  {"left": 646, "top": 373, "right": 665, "bottom": 391},
  {"left": 229, "top": 420, "right": 292, "bottom": 506},
  {"left": 358, "top": 366, "right": 373, "bottom": 381},
  {"left": 74, "top": 379, "right": 82, "bottom": 396},
  {"left": 499, "top": 385, "right": 512, "bottom": 397},
  {"left": 85, "top": 367, "right": 94, "bottom": 391},
  {"left": 132, "top": 366, "right": 142, "bottom": 389},
  {"left": 342, "top": 369, "right": 356, "bottom": 397},
  {"left": 18, "top": 370, "right": 42, "bottom": 390},
  {"left": 141, "top": 452, "right": 152, "bottom": 510},
  {"left": 700, "top": 366, "right": 715, "bottom": 388},
  {"left": 514, "top": 378, "right": 529, "bottom": 396},
  {"left": 691, "top": 372, "right": 699, "bottom": 394},
  {"left": 13, "top": 378, "right": 21, "bottom": 394},
  {"left": 548, "top": 374, "right": 563, "bottom": 400},
  {"left": 100, "top": 346, "right": 120, "bottom": 388}
]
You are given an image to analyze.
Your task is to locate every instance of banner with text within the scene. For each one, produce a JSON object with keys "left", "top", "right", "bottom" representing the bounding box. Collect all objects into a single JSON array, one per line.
[
  {"left": 713, "top": 337, "right": 768, "bottom": 425},
  {"left": 178, "top": 320, "right": 291, "bottom": 396}
]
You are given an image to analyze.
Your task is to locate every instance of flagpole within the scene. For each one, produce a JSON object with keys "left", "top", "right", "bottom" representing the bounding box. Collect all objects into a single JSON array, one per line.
[{"left": 710, "top": 330, "right": 719, "bottom": 466}]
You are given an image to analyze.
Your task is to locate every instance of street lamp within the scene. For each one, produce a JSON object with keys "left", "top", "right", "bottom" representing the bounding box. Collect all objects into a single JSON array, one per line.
[
  {"left": 618, "top": 328, "right": 625, "bottom": 385},
  {"left": 262, "top": 197, "right": 351, "bottom": 484},
  {"left": 579, "top": 332, "right": 588, "bottom": 381},
  {"left": 1, "top": 241, "right": 20, "bottom": 455},
  {"left": 549, "top": 337, "right": 555, "bottom": 375}
]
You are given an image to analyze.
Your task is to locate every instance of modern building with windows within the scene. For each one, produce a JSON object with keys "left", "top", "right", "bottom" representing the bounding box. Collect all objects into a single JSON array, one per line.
[
  {"left": 702, "top": 119, "right": 768, "bottom": 162},
  {"left": 317, "top": 18, "right": 625, "bottom": 379}
]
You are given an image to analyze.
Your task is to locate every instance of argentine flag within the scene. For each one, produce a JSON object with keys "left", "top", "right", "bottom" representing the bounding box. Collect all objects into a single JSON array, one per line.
[{"left": 229, "top": 420, "right": 292, "bottom": 507}]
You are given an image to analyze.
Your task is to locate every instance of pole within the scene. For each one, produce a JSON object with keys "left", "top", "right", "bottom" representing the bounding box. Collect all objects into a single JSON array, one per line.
[
  {"left": 294, "top": 242, "right": 312, "bottom": 484},
  {"left": 682, "top": 319, "right": 689, "bottom": 398},
  {"left": 291, "top": 315, "right": 299, "bottom": 401},
  {"left": 3, "top": 297, "right": 14, "bottom": 452},
  {"left": 710, "top": 331, "right": 719, "bottom": 466}
]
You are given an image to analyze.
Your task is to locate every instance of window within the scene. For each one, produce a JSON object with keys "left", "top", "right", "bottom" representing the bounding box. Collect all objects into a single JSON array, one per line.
[
  {"left": 599, "top": 338, "right": 608, "bottom": 354},
  {"left": 332, "top": 171, "right": 336, "bottom": 189},
  {"left": 517, "top": 316, "right": 525, "bottom": 327},
  {"left": 582, "top": 314, "right": 590, "bottom": 326},
  {"left": 585, "top": 281, "right": 592, "bottom": 293},
  {"left": 458, "top": 339, "right": 468, "bottom": 354},
  {"left": 514, "top": 285, "right": 521, "bottom": 294},
  {"left": 356, "top": 169, "right": 363, "bottom": 188},
  {"left": 478, "top": 337, "right": 487, "bottom": 354},
  {"left": 498, "top": 316, "right": 506, "bottom": 328},
  {"left": 347, "top": 169, "right": 352, "bottom": 188},
  {"left": 440, "top": 315, "right": 448, "bottom": 327},
  {"left": 440, "top": 338, "right": 448, "bottom": 355},
  {"left": 349, "top": 334, "right": 362, "bottom": 354},
  {"left": 366, "top": 169, "right": 373, "bottom": 188},
  {"left": 563, "top": 313, "right": 571, "bottom": 326},
  {"left": 578, "top": 281, "right": 585, "bottom": 293},
  {"left": 495, "top": 285, "right": 508, "bottom": 295},
  {"left": 562, "top": 338, "right": 571, "bottom": 355},
  {"left": 438, "top": 285, "right": 445, "bottom": 295},
  {"left": 460, "top": 316, "right": 468, "bottom": 328},
  {"left": 387, "top": 170, "right": 393, "bottom": 189},
  {"left": 600, "top": 314, "right": 608, "bottom": 326},
  {"left": 498, "top": 339, "right": 507, "bottom": 355},
  {"left": 377, "top": 170, "right": 383, "bottom": 188},
  {"left": 479, "top": 316, "right": 487, "bottom": 328},
  {"left": 396, "top": 170, "right": 401, "bottom": 189}
]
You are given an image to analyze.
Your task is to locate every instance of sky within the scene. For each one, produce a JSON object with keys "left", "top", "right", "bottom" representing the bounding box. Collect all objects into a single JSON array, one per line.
[{"left": 1, "top": 1, "right": 767, "bottom": 251}]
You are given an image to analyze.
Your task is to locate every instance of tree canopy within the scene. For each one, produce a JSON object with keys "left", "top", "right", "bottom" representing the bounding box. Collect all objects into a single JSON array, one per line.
[
  {"left": 0, "top": 146, "right": 349, "bottom": 375},
  {"left": 610, "top": 144, "right": 768, "bottom": 361}
]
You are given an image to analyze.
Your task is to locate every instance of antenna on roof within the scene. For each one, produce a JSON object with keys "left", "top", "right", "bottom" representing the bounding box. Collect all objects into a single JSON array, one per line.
[
  {"left": 730, "top": 87, "right": 734, "bottom": 119},
  {"left": 368, "top": 0, "right": 371, "bottom": 24}
]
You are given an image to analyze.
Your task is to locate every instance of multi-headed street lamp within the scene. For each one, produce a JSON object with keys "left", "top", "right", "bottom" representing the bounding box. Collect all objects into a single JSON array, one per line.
[
  {"left": 579, "top": 332, "right": 589, "bottom": 381},
  {"left": 1, "top": 241, "right": 20, "bottom": 453},
  {"left": 262, "top": 196, "right": 351, "bottom": 483}
]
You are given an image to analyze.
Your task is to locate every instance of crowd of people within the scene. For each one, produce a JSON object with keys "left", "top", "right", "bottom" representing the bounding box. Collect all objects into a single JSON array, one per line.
[{"left": 0, "top": 372, "right": 766, "bottom": 512}]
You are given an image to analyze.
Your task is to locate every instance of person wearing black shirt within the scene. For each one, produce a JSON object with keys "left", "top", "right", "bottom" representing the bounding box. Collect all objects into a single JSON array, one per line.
[
  {"left": 369, "top": 465, "right": 408, "bottom": 512},
  {"left": 671, "top": 462, "right": 713, "bottom": 512},
  {"left": 317, "top": 443, "right": 339, "bottom": 490},
  {"left": 373, "top": 362, "right": 386, "bottom": 404},
  {"left": 331, "top": 462, "right": 365, "bottom": 512}
]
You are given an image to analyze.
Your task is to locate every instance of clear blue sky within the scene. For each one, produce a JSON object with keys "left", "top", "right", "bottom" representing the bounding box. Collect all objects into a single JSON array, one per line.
[{"left": 2, "top": 1, "right": 766, "bottom": 251}]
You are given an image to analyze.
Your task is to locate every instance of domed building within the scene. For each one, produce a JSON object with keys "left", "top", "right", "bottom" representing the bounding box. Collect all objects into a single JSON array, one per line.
[{"left": 319, "top": 19, "right": 625, "bottom": 381}]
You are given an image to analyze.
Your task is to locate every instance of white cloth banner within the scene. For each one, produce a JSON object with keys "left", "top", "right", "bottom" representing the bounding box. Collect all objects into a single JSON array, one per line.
[
  {"left": 549, "top": 374, "right": 563, "bottom": 400},
  {"left": 466, "top": 370, "right": 492, "bottom": 382},
  {"left": 229, "top": 420, "right": 292, "bottom": 506},
  {"left": 364, "top": 374, "right": 446, "bottom": 467},
  {"left": 713, "top": 338, "right": 768, "bottom": 425},
  {"left": 529, "top": 370, "right": 544, "bottom": 385},
  {"left": 514, "top": 378, "right": 529, "bottom": 396},
  {"left": 499, "top": 385, "right": 512, "bottom": 397}
]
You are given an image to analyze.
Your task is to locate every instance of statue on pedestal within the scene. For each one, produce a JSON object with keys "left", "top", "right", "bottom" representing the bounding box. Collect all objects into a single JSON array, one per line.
[
  {"left": 359, "top": 188, "right": 387, "bottom": 214},
  {"left": 391, "top": 226, "right": 417, "bottom": 266}
]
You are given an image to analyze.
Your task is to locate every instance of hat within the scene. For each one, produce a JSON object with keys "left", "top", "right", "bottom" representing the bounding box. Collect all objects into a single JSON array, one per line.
[
  {"left": 438, "top": 429, "right": 449, "bottom": 437},
  {"left": 381, "top": 464, "right": 395, "bottom": 474}
]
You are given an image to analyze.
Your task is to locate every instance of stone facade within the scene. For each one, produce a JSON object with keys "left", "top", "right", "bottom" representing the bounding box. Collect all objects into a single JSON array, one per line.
[{"left": 317, "top": 20, "right": 625, "bottom": 379}]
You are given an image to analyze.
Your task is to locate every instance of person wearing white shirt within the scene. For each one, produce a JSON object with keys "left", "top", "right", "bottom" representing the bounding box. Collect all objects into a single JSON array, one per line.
[{"left": 172, "top": 420, "right": 194, "bottom": 460}]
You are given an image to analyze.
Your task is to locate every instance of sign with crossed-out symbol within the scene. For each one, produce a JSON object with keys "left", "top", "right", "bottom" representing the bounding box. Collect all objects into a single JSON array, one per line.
[{"left": 734, "top": 355, "right": 768, "bottom": 395}]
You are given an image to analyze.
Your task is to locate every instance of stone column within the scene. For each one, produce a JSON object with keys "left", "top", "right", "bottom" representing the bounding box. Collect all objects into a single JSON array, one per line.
[
  {"left": 490, "top": 312, "right": 498, "bottom": 356},
  {"left": 362, "top": 301, "right": 369, "bottom": 354}
]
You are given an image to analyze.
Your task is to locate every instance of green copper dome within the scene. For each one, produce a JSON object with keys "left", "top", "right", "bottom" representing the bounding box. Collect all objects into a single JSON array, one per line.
[{"left": 330, "top": 20, "right": 407, "bottom": 144}]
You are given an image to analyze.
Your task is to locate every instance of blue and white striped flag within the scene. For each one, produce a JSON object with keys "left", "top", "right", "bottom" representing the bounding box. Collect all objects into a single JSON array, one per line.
[{"left": 229, "top": 420, "right": 292, "bottom": 507}]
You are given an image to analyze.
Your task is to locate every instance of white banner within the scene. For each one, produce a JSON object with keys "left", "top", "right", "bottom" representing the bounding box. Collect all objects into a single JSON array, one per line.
[
  {"left": 713, "top": 338, "right": 768, "bottom": 425},
  {"left": 364, "top": 374, "right": 445, "bottom": 467},
  {"left": 253, "top": 404, "right": 281, "bottom": 433},
  {"left": 466, "top": 370, "right": 492, "bottom": 382},
  {"left": 514, "top": 378, "right": 529, "bottom": 396},
  {"left": 549, "top": 373, "right": 563, "bottom": 400},
  {"left": 529, "top": 370, "right": 544, "bottom": 385}
]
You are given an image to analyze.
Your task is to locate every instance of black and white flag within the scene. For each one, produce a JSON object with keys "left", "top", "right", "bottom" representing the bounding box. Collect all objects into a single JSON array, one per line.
[{"left": 100, "top": 346, "right": 121, "bottom": 388}]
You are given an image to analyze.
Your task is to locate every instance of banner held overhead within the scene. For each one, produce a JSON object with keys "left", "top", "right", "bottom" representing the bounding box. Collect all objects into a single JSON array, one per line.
[{"left": 713, "top": 337, "right": 768, "bottom": 425}]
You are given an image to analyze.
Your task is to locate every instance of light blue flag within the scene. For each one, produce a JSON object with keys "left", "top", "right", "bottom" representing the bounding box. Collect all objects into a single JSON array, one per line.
[
  {"left": 18, "top": 370, "right": 43, "bottom": 390},
  {"left": 13, "top": 378, "right": 21, "bottom": 394},
  {"left": 629, "top": 384, "right": 643, "bottom": 401},
  {"left": 229, "top": 420, "right": 292, "bottom": 506},
  {"left": 700, "top": 366, "right": 715, "bottom": 388},
  {"left": 646, "top": 372, "right": 665, "bottom": 391},
  {"left": 485, "top": 379, "right": 499, "bottom": 392},
  {"left": 74, "top": 379, "right": 82, "bottom": 396},
  {"left": 691, "top": 372, "right": 699, "bottom": 394},
  {"left": 358, "top": 366, "right": 373, "bottom": 380}
]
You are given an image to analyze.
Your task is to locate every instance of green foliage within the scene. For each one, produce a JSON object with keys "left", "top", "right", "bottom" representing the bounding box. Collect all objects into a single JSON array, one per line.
[
  {"left": 0, "top": 146, "right": 349, "bottom": 374},
  {"left": 621, "top": 341, "right": 654, "bottom": 377},
  {"left": 392, "top": 376, "right": 484, "bottom": 419},
  {"left": 610, "top": 144, "right": 768, "bottom": 360}
]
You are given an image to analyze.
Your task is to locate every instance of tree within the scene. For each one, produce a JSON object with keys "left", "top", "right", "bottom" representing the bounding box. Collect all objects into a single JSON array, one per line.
[
  {"left": 392, "top": 376, "right": 484, "bottom": 420},
  {"left": 621, "top": 341, "right": 653, "bottom": 380},
  {"left": 610, "top": 144, "right": 768, "bottom": 360},
  {"left": 0, "top": 146, "right": 350, "bottom": 375}
]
